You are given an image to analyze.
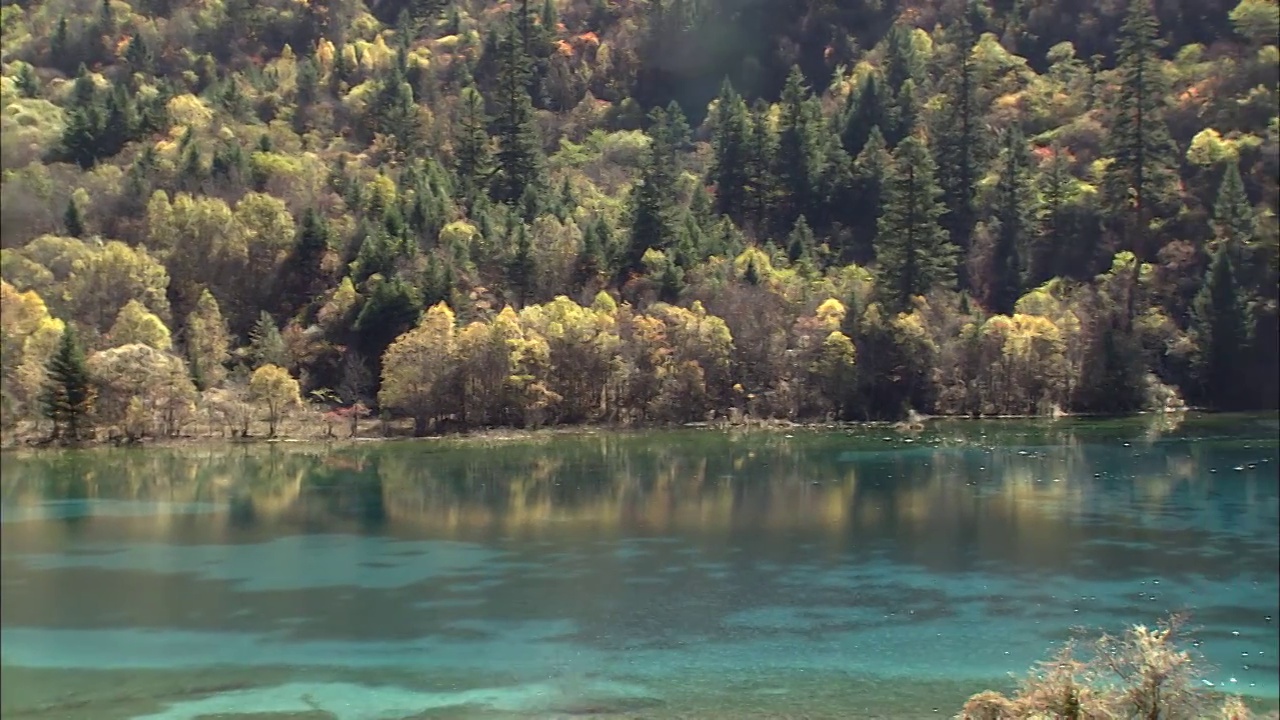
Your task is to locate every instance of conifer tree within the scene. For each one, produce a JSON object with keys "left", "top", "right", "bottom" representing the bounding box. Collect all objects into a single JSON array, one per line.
[
  {"left": 453, "top": 85, "right": 492, "bottom": 209},
  {"left": 774, "top": 66, "right": 832, "bottom": 231},
  {"left": 787, "top": 215, "right": 815, "bottom": 266},
  {"left": 64, "top": 197, "right": 86, "bottom": 238},
  {"left": 622, "top": 107, "right": 683, "bottom": 277},
  {"left": 932, "top": 7, "right": 988, "bottom": 289},
  {"left": 841, "top": 72, "right": 887, "bottom": 158},
  {"left": 876, "top": 134, "right": 956, "bottom": 310},
  {"left": 1212, "top": 160, "right": 1253, "bottom": 248},
  {"left": 1192, "top": 241, "right": 1249, "bottom": 409},
  {"left": 989, "top": 127, "right": 1035, "bottom": 315},
  {"left": 711, "top": 80, "right": 750, "bottom": 222},
  {"left": 186, "top": 290, "right": 231, "bottom": 390},
  {"left": 743, "top": 100, "right": 779, "bottom": 233},
  {"left": 15, "top": 63, "right": 38, "bottom": 98},
  {"left": 1104, "top": 0, "right": 1181, "bottom": 265},
  {"left": 490, "top": 22, "right": 546, "bottom": 213},
  {"left": 846, "top": 126, "right": 890, "bottom": 264},
  {"left": 1075, "top": 312, "right": 1146, "bottom": 413},
  {"left": 41, "top": 326, "right": 94, "bottom": 442},
  {"left": 279, "top": 208, "right": 330, "bottom": 316},
  {"left": 249, "top": 312, "right": 288, "bottom": 369},
  {"left": 509, "top": 223, "right": 537, "bottom": 306}
]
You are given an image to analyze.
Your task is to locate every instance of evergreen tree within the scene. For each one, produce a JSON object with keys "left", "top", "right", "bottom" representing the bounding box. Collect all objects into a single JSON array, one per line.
[
  {"left": 1211, "top": 160, "right": 1269, "bottom": 299},
  {"left": 710, "top": 79, "right": 750, "bottom": 222},
  {"left": 876, "top": 134, "right": 956, "bottom": 310},
  {"left": 932, "top": 9, "right": 988, "bottom": 290},
  {"left": 886, "top": 78, "right": 920, "bottom": 147},
  {"left": 841, "top": 72, "right": 887, "bottom": 158},
  {"left": 124, "top": 35, "right": 153, "bottom": 75},
  {"left": 846, "top": 126, "right": 891, "bottom": 264},
  {"left": 490, "top": 23, "right": 546, "bottom": 212},
  {"left": 64, "top": 197, "right": 86, "bottom": 238},
  {"left": 787, "top": 215, "right": 815, "bottom": 266},
  {"left": 1192, "top": 240, "right": 1249, "bottom": 409},
  {"left": 576, "top": 217, "right": 610, "bottom": 286},
  {"left": 988, "top": 127, "right": 1035, "bottom": 315},
  {"left": 454, "top": 85, "right": 491, "bottom": 208},
  {"left": 249, "top": 312, "right": 288, "bottom": 369},
  {"left": 1104, "top": 0, "right": 1181, "bottom": 266},
  {"left": 743, "top": 100, "right": 779, "bottom": 233},
  {"left": 508, "top": 223, "right": 537, "bottom": 305},
  {"left": 1212, "top": 160, "right": 1253, "bottom": 248},
  {"left": 659, "top": 252, "right": 684, "bottom": 303},
  {"left": 883, "top": 23, "right": 924, "bottom": 95},
  {"left": 622, "top": 107, "right": 683, "bottom": 278},
  {"left": 368, "top": 58, "right": 421, "bottom": 154},
  {"left": 50, "top": 16, "right": 71, "bottom": 74},
  {"left": 280, "top": 208, "right": 330, "bottom": 315},
  {"left": 15, "top": 63, "right": 38, "bottom": 98},
  {"left": 1074, "top": 312, "right": 1146, "bottom": 413},
  {"left": 41, "top": 326, "right": 94, "bottom": 442},
  {"left": 774, "top": 66, "right": 831, "bottom": 231},
  {"left": 353, "top": 276, "right": 422, "bottom": 381}
]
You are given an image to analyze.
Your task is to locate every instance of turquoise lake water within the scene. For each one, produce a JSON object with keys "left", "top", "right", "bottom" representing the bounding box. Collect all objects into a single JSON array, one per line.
[{"left": 1, "top": 413, "right": 1277, "bottom": 718}]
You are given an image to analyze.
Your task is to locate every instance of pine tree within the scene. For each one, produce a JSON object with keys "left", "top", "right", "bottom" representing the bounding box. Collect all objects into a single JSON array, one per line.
[
  {"left": 743, "top": 100, "right": 779, "bottom": 233},
  {"left": 279, "top": 208, "right": 330, "bottom": 315},
  {"left": 64, "top": 197, "right": 86, "bottom": 238},
  {"left": 932, "top": 8, "right": 988, "bottom": 290},
  {"left": 124, "top": 35, "right": 153, "bottom": 75},
  {"left": 490, "top": 22, "right": 546, "bottom": 212},
  {"left": 710, "top": 79, "right": 750, "bottom": 222},
  {"left": 1074, "top": 312, "right": 1146, "bottom": 413},
  {"left": 368, "top": 58, "right": 421, "bottom": 154},
  {"left": 883, "top": 23, "right": 923, "bottom": 96},
  {"left": 454, "top": 85, "right": 491, "bottom": 209},
  {"left": 774, "top": 66, "right": 832, "bottom": 232},
  {"left": 989, "top": 127, "right": 1035, "bottom": 315},
  {"left": 622, "top": 107, "right": 683, "bottom": 278},
  {"left": 1192, "top": 239, "right": 1250, "bottom": 409},
  {"left": 1104, "top": 0, "right": 1181, "bottom": 265},
  {"left": 15, "top": 63, "right": 38, "bottom": 98},
  {"left": 249, "top": 312, "right": 288, "bottom": 369},
  {"left": 50, "top": 16, "right": 71, "bottom": 74},
  {"left": 787, "top": 215, "right": 815, "bottom": 267},
  {"left": 509, "top": 223, "right": 537, "bottom": 306},
  {"left": 576, "top": 217, "right": 610, "bottom": 286},
  {"left": 846, "top": 126, "right": 890, "bottom": 264},
  {"left": 41, "top": 326, "right": 94, "bottom": 442},
  {"left": 841, "top": 72, "right": 887, "bottom": 158},
  {"left": 876, "top": 134, "right": 956, "bottom": 310},
  {"left": 886, "top": 78, "right": 920, "bottom": 147}
]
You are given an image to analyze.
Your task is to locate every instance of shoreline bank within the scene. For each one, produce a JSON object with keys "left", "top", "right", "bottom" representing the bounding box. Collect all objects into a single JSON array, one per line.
[{"left": 0, "top": 408, "right": 1218, "bottom": 454}]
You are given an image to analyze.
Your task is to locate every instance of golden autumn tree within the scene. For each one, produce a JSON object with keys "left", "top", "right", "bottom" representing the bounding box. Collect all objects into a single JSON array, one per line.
[
  {"left": 248, "top": 364, "right": 302, "bottom": 437},
  {"left": 88, "top": 344, "right": 197, "bottom": 440},
  {"left": 378, "top": 302, "right": 458, "bottom": 436},
  {"left": 107, "top": 299, "right": 173, "bottom": 350},
  {"left": 184, "top": 289, "right": 232, "bottom": 390}
]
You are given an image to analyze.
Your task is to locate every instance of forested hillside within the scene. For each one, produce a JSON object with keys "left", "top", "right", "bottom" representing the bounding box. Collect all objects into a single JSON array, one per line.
[{"left": 1, "top": 0, "right": 1277, "bottom": 441}]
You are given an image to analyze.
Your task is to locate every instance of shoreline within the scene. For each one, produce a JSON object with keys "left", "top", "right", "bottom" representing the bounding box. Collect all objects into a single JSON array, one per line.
[{"left": 0, "top": 408, "right": 1215, "bottom": 454}]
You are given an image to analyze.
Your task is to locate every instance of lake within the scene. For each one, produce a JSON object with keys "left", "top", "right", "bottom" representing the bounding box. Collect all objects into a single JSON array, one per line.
[{"left": 1, "top": 414, "right": 1277, "bottom": 719}]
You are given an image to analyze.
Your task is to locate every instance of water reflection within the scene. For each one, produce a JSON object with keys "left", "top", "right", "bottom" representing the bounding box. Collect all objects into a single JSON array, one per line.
[{"left": 0, "top": 414, "right": 1277, "bottom": 718}]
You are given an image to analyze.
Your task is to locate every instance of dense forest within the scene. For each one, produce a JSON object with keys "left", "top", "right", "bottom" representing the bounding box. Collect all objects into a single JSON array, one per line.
[{"left": 0, "top": 0, "right": 1277, "bottom": 442}]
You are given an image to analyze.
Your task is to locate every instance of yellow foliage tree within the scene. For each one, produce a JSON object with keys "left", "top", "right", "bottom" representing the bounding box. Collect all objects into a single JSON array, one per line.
[
  {"left": 378, "top": 303, "right": 458, "bottom": 435},
  {"left": 248, "top": 364, "right": 302, "bottom": 437},
  {"left": 185, "top": 289, "right": 231, "bottom": 389},
  {"left": 107, "top": 299, "right": 172, "bottom": 350},
  {"left": 88, "top": 343, "right": 197, "bottom": 439}
]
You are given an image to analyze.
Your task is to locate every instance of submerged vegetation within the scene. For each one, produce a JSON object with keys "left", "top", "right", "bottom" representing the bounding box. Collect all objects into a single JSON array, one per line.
[{"left": 0, "top": 0, "right": 1277, "bottom": 443}]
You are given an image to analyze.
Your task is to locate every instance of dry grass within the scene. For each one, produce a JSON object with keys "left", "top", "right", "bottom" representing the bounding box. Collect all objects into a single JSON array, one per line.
[{"left": 958, "top": 615, "right": 1261, "bottom": 720}]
